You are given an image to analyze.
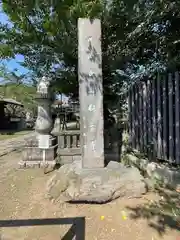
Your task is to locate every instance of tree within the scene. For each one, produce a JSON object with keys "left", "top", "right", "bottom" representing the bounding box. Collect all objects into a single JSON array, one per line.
[
  {"left": 123, "top": 0, "right": 180, "bottom": 77},
  {"left": 2, "top": 0, "right": 180, "bottom": 112},
  {"left": 0, "top": 0, "right": 138, "bottom": 109},
  {"left": 0, "top": 65, "right": 37, "bottom": 116}
]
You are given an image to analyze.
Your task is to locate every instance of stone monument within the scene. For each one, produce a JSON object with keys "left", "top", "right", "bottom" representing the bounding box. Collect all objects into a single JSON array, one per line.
[
  {"left": 19, "top": 76, "right": 58, "bottom": 168},
  {"left": 46, "top": 18, "right": 146, "bottom": 203},
  {"left": 78, "top": 18, "right": 104, "bottom": 168}
]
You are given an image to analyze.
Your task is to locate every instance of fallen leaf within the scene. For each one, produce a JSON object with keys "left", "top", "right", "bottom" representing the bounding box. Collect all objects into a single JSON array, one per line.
[{"left": 121, "top": 211, "right": 127, "bottom": 220}]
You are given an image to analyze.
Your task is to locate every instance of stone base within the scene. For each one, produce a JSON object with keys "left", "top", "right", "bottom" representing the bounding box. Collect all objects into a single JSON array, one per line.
[
  {"left": 46, "top": 161, "right": 147, "bottom": 203},
  {"left": 20, "top": 135, "right": 58, "bottom": 168},
  {"left": 22, "top": 145, "right": 58, "bottom": 161}
]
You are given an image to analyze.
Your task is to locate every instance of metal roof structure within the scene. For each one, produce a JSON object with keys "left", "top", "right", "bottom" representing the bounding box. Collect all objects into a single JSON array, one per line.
[{"left": 0, "top": 98, "right": 24, "bottom": 106}]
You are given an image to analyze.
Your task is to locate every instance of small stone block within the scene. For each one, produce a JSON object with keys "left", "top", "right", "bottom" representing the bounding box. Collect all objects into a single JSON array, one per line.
[
  {"left": 38, "top": 135, "right": 50, "bottom": 149},
  {"left": 25, "top": 161, "right": 41, "bottom": 168},
  {"left": 18, "top": 161, "right": 26, "bottom": 169}
]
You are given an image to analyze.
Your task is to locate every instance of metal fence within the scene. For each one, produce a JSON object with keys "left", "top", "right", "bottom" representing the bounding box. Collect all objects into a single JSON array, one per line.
[{"left": 128, "top": 71, "right": 180, "bottom": 165}]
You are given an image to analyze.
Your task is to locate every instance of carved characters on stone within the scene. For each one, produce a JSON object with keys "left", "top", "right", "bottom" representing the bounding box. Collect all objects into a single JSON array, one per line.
[
  {"left": 82, "top": 116, "right": 87, "bottom": 128},
  {"left": 88, "top": 104, "right": 96, "bottom": 112},
  {"left": 91, "top": 140, "right": 96, "bottom": 152},
  {"left": 89, "top": 70, "right": 93, "bottom": 77},
  {"left": 89, "top": 124, "right": 96, "bottom": 133}
]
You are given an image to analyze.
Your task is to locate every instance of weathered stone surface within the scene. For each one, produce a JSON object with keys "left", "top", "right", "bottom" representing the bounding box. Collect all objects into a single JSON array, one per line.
[
  {"left": 78, "top": 18, "right": 104, "bottom": 168},
  {"left": 22, "top": 144, "right": 58, "bottom": 161},
  {"left": 124, "top": 152, "right": 180, "bottom": 190},
  {"left": 46, "top": 161, "right": 146, "bottom": 203}
]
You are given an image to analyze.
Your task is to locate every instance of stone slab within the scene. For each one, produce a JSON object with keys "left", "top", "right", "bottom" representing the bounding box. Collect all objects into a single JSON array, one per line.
[{"left": 46, "top": 161, "right": 146, "bottom": 203}]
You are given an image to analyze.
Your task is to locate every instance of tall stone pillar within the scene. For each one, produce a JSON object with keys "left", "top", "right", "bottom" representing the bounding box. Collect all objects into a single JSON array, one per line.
[{"left": 78, "top": 18, "right": 104, "bottom": 168}]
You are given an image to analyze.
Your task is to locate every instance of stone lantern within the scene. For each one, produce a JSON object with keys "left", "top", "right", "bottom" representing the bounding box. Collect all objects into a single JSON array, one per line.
[
  {"left": 35, "top": 76, "right": 54, "bottom": 135},
  {"left": 19, "top": 76, "right": 58, "bottom": 168}
]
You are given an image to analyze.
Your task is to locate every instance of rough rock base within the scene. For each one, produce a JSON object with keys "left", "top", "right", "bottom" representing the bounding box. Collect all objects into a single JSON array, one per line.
[{"left": 46, "top": 161, "right": 147, "bottom": 203}]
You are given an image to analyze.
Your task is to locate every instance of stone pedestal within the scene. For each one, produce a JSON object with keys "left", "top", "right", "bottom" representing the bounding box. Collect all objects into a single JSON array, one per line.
[
  {"left": 20, "top": 134, "right": 58, "bottom": 168},
  {"left": 19, "top": 76, "right": 57, "bottom": 169}
]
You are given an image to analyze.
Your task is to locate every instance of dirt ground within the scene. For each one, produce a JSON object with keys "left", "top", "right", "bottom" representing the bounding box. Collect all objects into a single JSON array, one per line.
[{"left": 0, "top": 151, "right": 179, "bottom": 240}]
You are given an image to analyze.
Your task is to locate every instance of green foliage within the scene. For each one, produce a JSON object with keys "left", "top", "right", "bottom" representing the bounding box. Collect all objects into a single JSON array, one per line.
[
  {"left": 0, "top": 0, "right": 137, "bottom": 108},
  {"left": 0, "top": 82, "right": 37, "bottom": 114},
  {"left": 124, "top": 0, "right": 180, "bottom": 72},
  {"left": 1, "top": 0, "right": 180, "bottom": 108},
  {"left": 0, "top": 65, "right": 37, "bottom": 115}
]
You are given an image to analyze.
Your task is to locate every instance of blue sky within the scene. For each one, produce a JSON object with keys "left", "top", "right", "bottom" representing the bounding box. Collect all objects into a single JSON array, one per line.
[
  {"left": 0, "top": 10, "right": 68, "bottom": 100},
  {"left": 0, "top": 8, "right": 69, "bottom": 100},
  {"left": 0, "top": 9, "right": 29, "bottom": 76}
]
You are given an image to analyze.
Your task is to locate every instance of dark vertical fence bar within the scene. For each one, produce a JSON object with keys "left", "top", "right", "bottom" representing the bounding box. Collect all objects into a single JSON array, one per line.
[
  {"left": 162, "top": 74, "right": 168, "bottom": 160},
  {"left": 131, "top": 85, "right": 136, "bottom": 148},
  {"left": 147, "top": 79, "right": 152, "bottom": 154},
  {"left": 175, "top": 71, "right": 180, "bottom": 164},
  {"left": 157, "top": 73, "right": 163, "bottom": 159},
  {"left": 128, "top": 71, "right": 180, "bottom": 165},
  {"left": 142, "top": 81, "right": 148, "bottom": 153},
  {"left": 128, "top": 86, "right": 132, "bottom": 147},
  {"left": 139, "top": 82, "right": 144, "bottom": 152},
  {"left": 134, "top": 84, "right": 137, "bottom": 149},
  {"left": 168, "top": 73, "right": 174, "bottom": 162},
  {"left": 135, "top": 83, "right": 140, "bottom": 150},
  {"left": 152, "top": 77, "right": 157, "bottom": 157}
]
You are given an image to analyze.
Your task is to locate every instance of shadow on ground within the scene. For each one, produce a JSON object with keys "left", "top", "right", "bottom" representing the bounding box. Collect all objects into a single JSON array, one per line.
[
  {"left": 0, "top": 217, "right": 85, "bottom": 240},
  {"left": 126, "top": 187, "right": 180, "bottom": 236}
]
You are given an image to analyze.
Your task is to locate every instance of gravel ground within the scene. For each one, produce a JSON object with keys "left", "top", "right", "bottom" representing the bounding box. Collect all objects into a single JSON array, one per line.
[
  {"left": 0, "top": 132, "right": 36, "bottom": 157},
  {"left": 0, "top": 151, "right": 179, "bottom": 240}
]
